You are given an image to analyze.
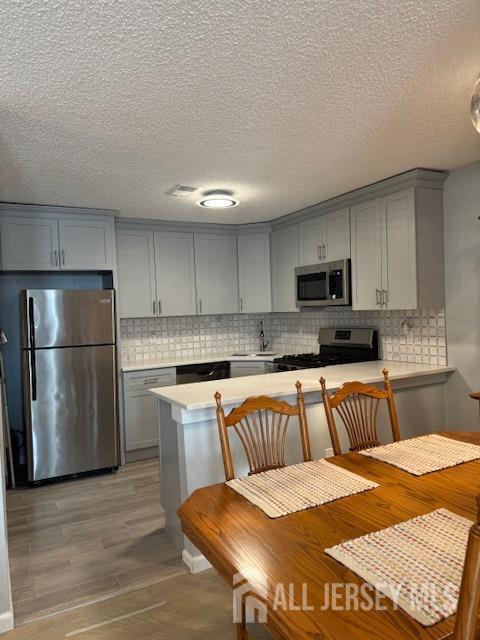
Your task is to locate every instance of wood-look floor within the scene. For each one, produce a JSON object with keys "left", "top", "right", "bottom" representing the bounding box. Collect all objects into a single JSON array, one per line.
[
  {"left": 2, "top": 569, "right": 270, "bottom": 639},
  {"left": 7, "top": 459, "right": 186, "bottom": 625}
]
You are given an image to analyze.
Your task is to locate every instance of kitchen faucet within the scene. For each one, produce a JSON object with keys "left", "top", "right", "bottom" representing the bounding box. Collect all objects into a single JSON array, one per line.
[{"left": 259, "top": 320, "right": 269, "bottom": 352}]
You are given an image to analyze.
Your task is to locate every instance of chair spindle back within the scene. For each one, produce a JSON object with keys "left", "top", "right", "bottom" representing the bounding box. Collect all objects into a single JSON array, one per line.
[
  {"left": 320, "top": 368, "right": 401, "bottom": 455},
  {"left": 215, "top": 382, "right": 312, "bottom": 481}
]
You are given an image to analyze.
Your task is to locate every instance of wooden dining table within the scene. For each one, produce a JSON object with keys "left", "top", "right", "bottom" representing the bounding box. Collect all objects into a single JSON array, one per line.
[{"left": 177, "top": 431, "right": 480, "bottom": 640}]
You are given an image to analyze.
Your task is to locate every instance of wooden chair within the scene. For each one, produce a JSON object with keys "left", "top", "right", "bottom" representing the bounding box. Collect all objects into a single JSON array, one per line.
[
  {"left": 214, "top": 381, "right": 312, "bottom": 482},
  {"left": 449, "top": 496, "right": 480, "bottom": 640},
  {"left": 319, "top": 368, "right": 401, "bottom": 455}
]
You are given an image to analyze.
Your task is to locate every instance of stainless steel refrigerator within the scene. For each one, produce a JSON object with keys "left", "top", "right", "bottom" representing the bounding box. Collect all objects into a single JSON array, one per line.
[{"left": 21, "top": 290, "right": 119, "bottom": 482}]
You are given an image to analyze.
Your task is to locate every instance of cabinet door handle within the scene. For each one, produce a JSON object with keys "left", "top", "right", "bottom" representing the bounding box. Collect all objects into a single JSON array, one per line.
[
  {"left": 199, "top": 299, "right": 202, "bottom": 314},
  {"left": 382, "top": 289, "right": 388, "bottom": 306},
  {"left": 152, "top": 300, "right": 156, "bottom": 315},
  {"left": 240, "top": 297, "right": 243, "bottom": 311},
  {"left": 323, "top": 244, "right": 327, "bottom": 260},
  {"left": 158, "top": 300, "right": 162, "bottom": 315},
  {"left": 375, "top": 289, "right": 381, "bottom": 305},
  {"left": 54, "top": 250, "right": 59, "bottom": 267},
  {"left": 317, "top": 246, "right": 322, "bottom": 260},
  {"left": 61, "top": 249, "right": 65, "bottom": 266}
]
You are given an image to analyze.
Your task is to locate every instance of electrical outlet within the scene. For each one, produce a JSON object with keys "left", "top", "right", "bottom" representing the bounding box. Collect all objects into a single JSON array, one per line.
[{"left": 324, "top": 447, "right": 334, "bottom": 458}]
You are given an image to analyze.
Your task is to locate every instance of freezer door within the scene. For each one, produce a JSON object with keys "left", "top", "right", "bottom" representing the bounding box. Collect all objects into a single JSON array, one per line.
[
  {"left": 22, "top": 290, "right": 115, "bottom": 348},
  {"left": 24, "top": 344, "right": 118, "bottom": 481}
]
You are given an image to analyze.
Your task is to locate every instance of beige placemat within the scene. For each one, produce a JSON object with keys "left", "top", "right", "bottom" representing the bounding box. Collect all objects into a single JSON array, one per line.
[
  {"left": 358, "top": 434, "right": 480, "bottom": 476},
  {"left": 225, "top": 459, "right": 379, "bottom": 518},
  {"left": 325, "top": 508, "right": 472, "bottom": 626}
]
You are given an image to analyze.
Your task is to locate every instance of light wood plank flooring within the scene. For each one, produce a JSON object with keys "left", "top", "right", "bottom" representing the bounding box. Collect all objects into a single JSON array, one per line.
[
  {"left": 7, "top": 459, "right": 186, "bottom": 625},
  {"left": 2, "top": 569, "right": 270, "bottom": 639}
]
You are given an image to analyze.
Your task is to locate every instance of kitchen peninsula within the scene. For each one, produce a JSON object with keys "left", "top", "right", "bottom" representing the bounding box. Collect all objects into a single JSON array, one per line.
[{"left": 150, "top": 360, "right": 455, "bottom": 573}]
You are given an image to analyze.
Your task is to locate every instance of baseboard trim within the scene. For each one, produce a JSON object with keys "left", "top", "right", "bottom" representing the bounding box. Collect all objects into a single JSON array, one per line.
[
  {"left": 124, "top": 447, "right": 159, "bottom": 463},
  {"left": 181, "top": 549, "right": 211, "bottom": 574},
  {"left": 0, "top": 610, "right": 14, "bottom": 633}
]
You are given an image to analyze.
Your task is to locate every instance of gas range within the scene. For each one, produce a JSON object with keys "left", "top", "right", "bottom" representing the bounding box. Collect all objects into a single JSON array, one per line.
[{"left": 272, "top": 327, "right": 378, "bottom": 372}]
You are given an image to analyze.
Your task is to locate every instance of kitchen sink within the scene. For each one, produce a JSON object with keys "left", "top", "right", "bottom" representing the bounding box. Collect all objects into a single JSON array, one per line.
[{"left": 231, "top": 352, "right": 277, "bottom": 357}]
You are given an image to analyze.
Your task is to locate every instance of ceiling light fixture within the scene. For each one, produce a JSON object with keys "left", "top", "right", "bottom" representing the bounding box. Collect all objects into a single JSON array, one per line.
[
  {"left": 197, "top": 190, "right": 239, "bottom": 208},
  {"left": 471, "top": 77, "right": 480, "bottom": 133}
]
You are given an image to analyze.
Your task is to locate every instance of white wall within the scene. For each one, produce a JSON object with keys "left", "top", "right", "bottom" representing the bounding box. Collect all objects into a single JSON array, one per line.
[
  {"left": 0, "top": 388, "right": 13, "bottom": 632},
  {"left": 444, "top": 160, "right": 480, "bottom": 429}
]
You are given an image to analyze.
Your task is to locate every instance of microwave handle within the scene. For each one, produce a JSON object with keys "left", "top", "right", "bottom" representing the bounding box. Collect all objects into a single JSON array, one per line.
[{"left": 328, "top": 271, "right": 335, "bottom": 299}]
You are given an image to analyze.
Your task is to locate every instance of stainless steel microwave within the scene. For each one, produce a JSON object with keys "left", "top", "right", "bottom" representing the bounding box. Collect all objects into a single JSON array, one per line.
[{"left": 295, "top": 259, "right": 351, "bottom": 307}]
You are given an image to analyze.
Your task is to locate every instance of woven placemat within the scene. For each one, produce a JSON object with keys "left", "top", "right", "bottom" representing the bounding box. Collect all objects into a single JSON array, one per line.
[
  {"left": 325, "top": 508, "right": 472, "bottom": 626},
  {"left": 358, "top": 434, "right": 480, "bottom": 476},
  {"left": 226, "top": 459, "right": 379, "bottom": 518}
]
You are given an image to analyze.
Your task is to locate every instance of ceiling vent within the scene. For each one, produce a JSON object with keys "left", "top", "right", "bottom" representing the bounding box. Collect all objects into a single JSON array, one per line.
[{"left": 166, "top": 184, "right": 199, "bottom": 197}]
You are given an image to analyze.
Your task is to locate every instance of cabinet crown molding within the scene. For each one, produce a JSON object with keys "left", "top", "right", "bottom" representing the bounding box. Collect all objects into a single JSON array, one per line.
[
  {"left": 115, "top": 219, "right": 272, "bottom": 234},
  {"left": 271, "top": 168, "right": 448, "bottom": 230},
  {"left": 0, "top": 202, "right": 119, "bottom": 218}
]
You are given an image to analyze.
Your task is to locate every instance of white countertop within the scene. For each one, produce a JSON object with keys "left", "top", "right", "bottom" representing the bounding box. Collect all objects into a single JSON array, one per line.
[
  {"left": 149, "top": 360, "right": 455, "bottom": 411},
  {"left": 121, "top": 353, "right": 280, "bottom": 372}
]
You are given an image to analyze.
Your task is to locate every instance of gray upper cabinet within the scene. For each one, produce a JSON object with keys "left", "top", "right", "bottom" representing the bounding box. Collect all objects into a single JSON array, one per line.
[
  {"left": 237, "top": 232, "right": 272, "bottom": 313},
  {"left": 117, "top": 228, "right": 239, "bottom": 318},
  {"left": 0, "top": 212, "right": 116, "bottom": 272},
  {"left": 351, "top": 187, "right": 445, "bottom": 311},
  {"left": 116, "top": 229, "right": 157, "bottom": 318},
  {"left": 116, "top": 229, "right": 196, "bottom": 318},
  {"left": 350, "top": 199, "right": 383, "bottom": 310},
  {"left": 58, "top": 218, "right": 116, "bottom": 270},
  {"left": 271, "top": 225, "right": 299, "bottom": 312},
  {"left": 299, "top": 208, "right": 350, "bottom": 265},
  {"left": 323, "top": 208, "right": 350, "bottom": 262},
  {"left": 381, "top": 189, "right": 417, "bottom": 310},
  {"left": 298, "top": 217, "right": 324, "bottom": 266},
  {"left": 154, "top": 231, "right": 196, "bottom": 317},
  {"left": 0, "top": 215, "right": 59, "bottom": 271},
  {"left": 194, "top": 233, "right": 239, "bottom": 315}
]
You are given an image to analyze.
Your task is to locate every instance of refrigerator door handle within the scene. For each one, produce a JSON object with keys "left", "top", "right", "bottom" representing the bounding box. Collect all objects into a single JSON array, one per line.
[
  {"left": 28, "top": 296, "right": 37, "bottom": 401},
  {"left": 30, "top": 350, "right": 37, "bottom": 402},
  {"left": 28, "top": 297, "right": 36, "bottom": 350}
]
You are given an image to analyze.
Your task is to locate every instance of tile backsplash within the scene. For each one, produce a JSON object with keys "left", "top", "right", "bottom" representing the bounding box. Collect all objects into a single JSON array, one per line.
[
  {"left": 120, "top": 314, "right": 267, "bottom": 363},
  {"left": 120, "top": 308, "right": 446, "bottom": 366}
]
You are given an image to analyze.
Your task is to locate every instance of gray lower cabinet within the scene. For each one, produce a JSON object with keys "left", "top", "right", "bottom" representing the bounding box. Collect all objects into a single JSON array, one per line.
[
  {"left": 230, "top": 361, "right": 266, "bottom": 377},
  {"left": 123, "top": 367, "right": 176, "bottom": 455}
]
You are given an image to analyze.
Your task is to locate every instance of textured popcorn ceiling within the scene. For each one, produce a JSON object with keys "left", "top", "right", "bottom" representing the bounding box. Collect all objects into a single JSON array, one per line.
[{"left": 1, "top": 0, "right": 480, "bottom": 223}]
